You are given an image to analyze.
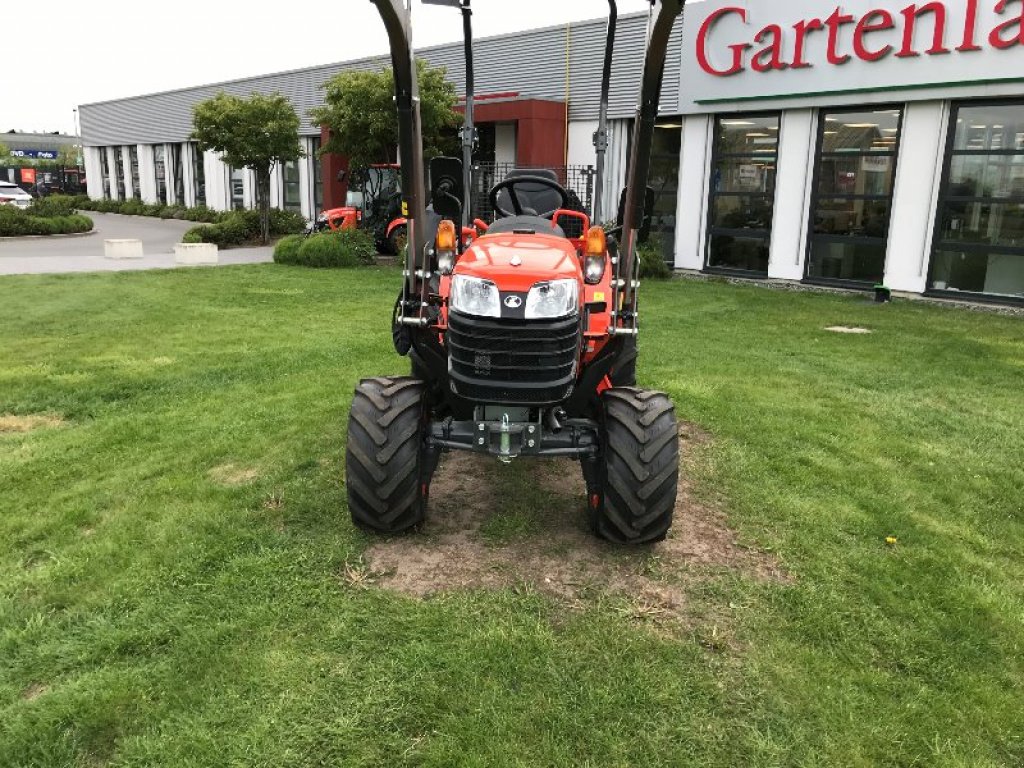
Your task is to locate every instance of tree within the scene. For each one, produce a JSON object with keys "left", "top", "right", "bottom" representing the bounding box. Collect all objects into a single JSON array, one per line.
[
  {"left": 310, "top": 60, "right": 460, "bottom": 171},
  {"left": 58, "top": 144, "right": 81, "bottom": 169},
  {"left": 0, "top": 142, "right": 9, "bottom": 165},
  {"left": 192, "top": 92, "right": 303, "bottom": 244}
]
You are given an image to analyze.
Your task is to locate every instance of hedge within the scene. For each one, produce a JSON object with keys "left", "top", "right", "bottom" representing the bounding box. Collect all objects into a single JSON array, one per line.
[
  {"left": 274, "top": 230, "right": 375, "bottom": 268},
  {"left": 0, "top": 206, "right": 93, "bottom": 237},
  {"left": 182, "top": 209, "right": 307, "bottom": 248},
  {"left": 66, "top": 196, "right": 307, "bottom": 236}
]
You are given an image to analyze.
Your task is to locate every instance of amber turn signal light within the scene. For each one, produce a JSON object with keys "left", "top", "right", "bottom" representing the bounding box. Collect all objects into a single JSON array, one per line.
[{"left": 436, "top": 219, "right": 457, "bottom": 252}]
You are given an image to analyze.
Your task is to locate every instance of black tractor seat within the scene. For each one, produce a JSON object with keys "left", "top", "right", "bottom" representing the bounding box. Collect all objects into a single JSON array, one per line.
[{"left": 485, "top": 215, "right": 566, "bottom": 238}]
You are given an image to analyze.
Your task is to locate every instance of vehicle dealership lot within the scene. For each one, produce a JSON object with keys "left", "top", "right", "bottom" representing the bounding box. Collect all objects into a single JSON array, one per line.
[
  {"left": 0, "top": 212, "right": 271, "bottom": 274},
  {"left": 1, "top": 266, "right": 1021, "bottom": 766}
]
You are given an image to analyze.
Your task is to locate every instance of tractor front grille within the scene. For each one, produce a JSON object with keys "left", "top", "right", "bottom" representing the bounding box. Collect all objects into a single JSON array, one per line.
[{"left": 447, "top": 311, "right": 580, "bottom": 405}]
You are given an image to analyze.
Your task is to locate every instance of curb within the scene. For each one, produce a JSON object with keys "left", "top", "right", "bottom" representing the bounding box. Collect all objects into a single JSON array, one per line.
[{"left": 0, "top": 230, "right": 97, "bottom": 242}]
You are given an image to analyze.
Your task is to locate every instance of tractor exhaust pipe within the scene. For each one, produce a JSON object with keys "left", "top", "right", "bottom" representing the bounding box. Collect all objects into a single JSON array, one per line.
[
  {"left": 592, "top": 0, "right": 617, "bottom": 225},
  {"left": 619, "top": 0, "right": 684, "bottom": 312},
  {"left": 370, "top": 0, "right": 429, "bottom": 308}
]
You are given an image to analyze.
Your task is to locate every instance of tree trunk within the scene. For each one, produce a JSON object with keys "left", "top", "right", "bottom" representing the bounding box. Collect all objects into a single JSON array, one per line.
[{"left": 256, "top": 166, "right": 271, "bottom": 245}]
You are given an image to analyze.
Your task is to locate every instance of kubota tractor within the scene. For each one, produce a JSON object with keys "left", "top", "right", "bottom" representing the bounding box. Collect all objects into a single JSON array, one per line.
[{"left": 348, "top": 0, "right": 684, "bottom": 545}]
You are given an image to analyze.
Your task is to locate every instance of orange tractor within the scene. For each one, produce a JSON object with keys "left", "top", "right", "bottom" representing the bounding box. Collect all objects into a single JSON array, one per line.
[{"left": 348, "top": 0, "right": 684, "bottom": 544}]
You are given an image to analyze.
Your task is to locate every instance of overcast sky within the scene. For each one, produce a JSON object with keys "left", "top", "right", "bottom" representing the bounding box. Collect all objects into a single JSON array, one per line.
[{"left": 2, "top": 0, "right": 657, "bottom": 137}]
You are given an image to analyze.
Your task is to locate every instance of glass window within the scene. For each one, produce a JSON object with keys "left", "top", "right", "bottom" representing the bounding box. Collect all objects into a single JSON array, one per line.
[
  {"left": 648, "top": 120, "right": 682, "bottom": 263},
  {"left": 929, "top": 101, "right": 1024, "bottom": 299},
  {"left": 706, "top": 113, "right": 780, "bottom": 274},
  {"left": 153, "top": 145, "right": 167, "bottom": 204},
  {"left": 806, "top": 107, "right": 902, "bottom": 285},
  {"left": 113, "top": 148, "right": 125, "bottom": 200},
  {"left": 98, "top": 149, "right": 111, "bottom": 200},
  {"left": 230, "top": 166, "right": 245, "bottom": 210},
  {"left": 191, "top": 144, "right": 205, "bottom": 207},
  {"left": 170, "top": 144, "right": 184, "bottom": 206},
  {"left": 282, "top": 159, "right": 301, "bottom": 212},
  {"left": 128, "top": 146, "right": 141, "bottom": 199}
]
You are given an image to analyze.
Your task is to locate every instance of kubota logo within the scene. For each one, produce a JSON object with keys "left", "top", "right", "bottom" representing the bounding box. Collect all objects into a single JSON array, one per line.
[{"left": 504, "top": 296, "right": 523, "bottom": 309}]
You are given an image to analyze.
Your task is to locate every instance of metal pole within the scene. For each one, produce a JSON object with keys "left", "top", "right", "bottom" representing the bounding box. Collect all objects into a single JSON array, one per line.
[
  {"left": 593, "top": 0, "right": 617, "bottom": 225},
  {"left": 461, "top": 1, "right": 474, "bottom": 229}
]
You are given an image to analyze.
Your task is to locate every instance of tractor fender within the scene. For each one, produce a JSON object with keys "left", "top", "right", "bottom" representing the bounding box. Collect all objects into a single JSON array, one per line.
[{"left": 386, "top": 217, "right": 408, "bottom": 238}]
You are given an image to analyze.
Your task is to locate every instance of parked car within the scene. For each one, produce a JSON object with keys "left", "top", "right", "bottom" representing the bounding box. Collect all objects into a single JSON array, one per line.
[{"left": 0, "top": 181, "right": 32, "bottom": 209}]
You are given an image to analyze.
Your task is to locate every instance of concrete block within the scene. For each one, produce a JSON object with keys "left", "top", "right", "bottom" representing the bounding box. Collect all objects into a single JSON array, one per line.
[
  {"left": 174, "top": 243, "right": 219, "bottom": 265},
  {"left": 104, "top": 239, "right": 144, "bottom": 259}
]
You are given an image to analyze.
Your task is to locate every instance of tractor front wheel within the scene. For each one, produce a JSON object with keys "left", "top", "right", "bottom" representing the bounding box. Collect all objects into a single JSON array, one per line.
[
  {"left": 346, "top": 376, "right": 428, "bottom": 534},
  {"left": 588, "top": 388, "right": 679, "bottom": 545}
]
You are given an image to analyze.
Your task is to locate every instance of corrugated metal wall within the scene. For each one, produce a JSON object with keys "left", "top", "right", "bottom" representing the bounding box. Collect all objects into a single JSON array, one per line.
[{"left": 80, "top": 11, "right": 684, "bottom": 147}]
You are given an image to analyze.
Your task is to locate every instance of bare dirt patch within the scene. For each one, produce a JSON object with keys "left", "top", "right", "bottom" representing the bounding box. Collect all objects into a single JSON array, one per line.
[
  {"left": 825, "top": 326, "right": 873, "bottom": 335},
  {"left": 21, "top": 682, "right": 48, "bottom": 701},
  {"left": 364, "top": 422, "right": 786, "bottom": 621},
  {"left": 208, "top": 463, "right": 259, "bottom": 486},
  {"left": 0, "top": 413, "right": 65, "bottom": 433}
]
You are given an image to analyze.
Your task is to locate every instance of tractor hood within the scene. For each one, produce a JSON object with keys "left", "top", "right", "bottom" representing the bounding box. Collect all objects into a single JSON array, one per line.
[{"left": 454, "top": 232, "right": 582, "bottom": 293}]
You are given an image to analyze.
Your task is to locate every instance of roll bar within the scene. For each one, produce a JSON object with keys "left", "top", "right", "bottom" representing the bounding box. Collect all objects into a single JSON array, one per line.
[
  {"left": 619, "top": 0, "right": 684, "bottom": 311},
  {"left": 370, "top": 0, "right": 429, "bottom": 307}
]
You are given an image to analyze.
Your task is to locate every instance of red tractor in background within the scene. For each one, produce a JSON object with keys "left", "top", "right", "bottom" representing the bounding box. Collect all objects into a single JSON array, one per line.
[{"left": 347, "top": 0, "right": 684, "bottom": 545}]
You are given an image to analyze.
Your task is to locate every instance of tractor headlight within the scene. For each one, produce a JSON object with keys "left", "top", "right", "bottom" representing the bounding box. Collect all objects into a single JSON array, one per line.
[
  {"left": 525, "top": 279, "right": 579, "bottom": 320},
  {"left": 450, "top": 275, "right": 501, "bottom": 318},
  {"left": 584, "top": 255, "right": 605, "bottom": 284}
]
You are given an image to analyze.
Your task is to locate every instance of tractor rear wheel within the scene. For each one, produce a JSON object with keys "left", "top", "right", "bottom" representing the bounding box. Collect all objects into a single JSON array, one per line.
[
  {"left": 589, "top": 388, "right": 679, "bottom": 545},
  {"left": 386, "top": 224, "right": 408, "bottom": 257},
  {"left": 346, "top": 376, "right": 428, "bottom": 534}
]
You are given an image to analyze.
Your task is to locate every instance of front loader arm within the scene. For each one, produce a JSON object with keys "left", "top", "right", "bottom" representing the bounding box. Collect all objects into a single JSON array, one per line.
[
  {"left": 370, "top": 0, "right": 429, "bottom": 317},
  {"left": 618, "top": 0, "right": 684, "bottom": 315}
]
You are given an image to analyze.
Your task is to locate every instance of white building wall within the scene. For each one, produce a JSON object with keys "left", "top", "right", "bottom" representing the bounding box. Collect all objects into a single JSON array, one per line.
[
  {"left": 203, "top": 151, "right": 230, "bottom": 212},
  {"left": 299, "top": 138, "right": 314, "bottom": 218},
  {"left": 495, "top": 123, "right": 517, "bottom": 165},
  {"left": 243, "top": 170, "right": 256, "bottom": 209},
  {"left": 674, "top": 115, "right": 712, "bottom": 271},
  {"left": 104, "top": 147, "right": 121, "bottom": 201},
  {"left": 567, "top": 120, "right": 597, "bottom": 169},
  {"left": 269, "top": 163, "right": 283, "bottom": 209},
  {"left": 83, "top": 147, "right": 104, "bottom": 200},
  {"left": 120, "top": 146, "right": 135, "bottom": 200},
  {"left": 137, "top": 145, "right": 158, "bottom": 203},
  {"left": 181, "top": 143, "right": 197, "bottom": 208},
  {"left": 768, "top": 110, "right": 817, "bottom": 281},
  {"left": 885, "top": 101, "right": 950, "bottom": 294}
]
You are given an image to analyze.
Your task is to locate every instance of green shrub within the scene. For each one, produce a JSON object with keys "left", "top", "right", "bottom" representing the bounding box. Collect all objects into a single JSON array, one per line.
[
  {"left": 268, "top": 208, "right": 307, "bottom": 235},
  {"left": 0, "top": 206, "right": 93, "bottom": 236},
  {"left": 637, "top": 238, "right": 672, "bottom": 280},
  {"left": 181, "top": 228, "right": 206, "bottom": 244},
  {"left": 119, "top": 198, "right": 145, "bottom": 215},
  {"left": 28, "top": 195, "right": 78, "bottom": 218},
  {"left": 272, "top": 234, "right": 305, "bottom": 264},
  {"left": 290, "top": 230, "right": 374, "bottom": 268}
]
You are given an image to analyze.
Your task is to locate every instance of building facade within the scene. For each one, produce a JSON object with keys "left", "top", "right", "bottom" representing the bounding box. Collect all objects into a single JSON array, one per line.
[{"left": 80, "top": 0, "right": 1024, "bottom": 303}]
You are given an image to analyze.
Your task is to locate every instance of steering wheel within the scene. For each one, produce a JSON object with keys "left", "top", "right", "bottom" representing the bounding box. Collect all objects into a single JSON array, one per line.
[{"left": 489, "top": 175, "right": 569, "bottom": 219}]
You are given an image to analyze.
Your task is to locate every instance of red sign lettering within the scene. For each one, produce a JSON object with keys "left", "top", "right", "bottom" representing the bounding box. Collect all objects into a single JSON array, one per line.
[{"left": 695, "top": 0, "right": 1016, "bottom": 76}]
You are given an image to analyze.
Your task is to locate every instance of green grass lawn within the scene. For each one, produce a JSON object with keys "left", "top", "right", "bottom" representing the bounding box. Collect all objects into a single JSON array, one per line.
[{"left": 1, "top": 265, "right": 1022, "bottom": 767}]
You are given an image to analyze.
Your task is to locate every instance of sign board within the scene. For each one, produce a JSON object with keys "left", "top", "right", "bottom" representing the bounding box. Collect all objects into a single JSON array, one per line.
[
  {"left": 10, "top": 149, "right": 59, "bottom": 160},
  {"left": 678, "top": 0, "right": 1024, "bottom": 113},
  {"left": 20, "top": 168, "right": 37, "bottom": 184}
]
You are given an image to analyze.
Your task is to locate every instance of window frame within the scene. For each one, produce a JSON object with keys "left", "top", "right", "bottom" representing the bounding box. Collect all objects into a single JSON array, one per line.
[
  {"left": 704, "top": 110, "right": 782, "bottom": 277},
  {"left": 803, "top": 104, "right": 905, "bottom": 289},
  {"left": 927, "top": 98, "right": 1024, "bottom": 305}
]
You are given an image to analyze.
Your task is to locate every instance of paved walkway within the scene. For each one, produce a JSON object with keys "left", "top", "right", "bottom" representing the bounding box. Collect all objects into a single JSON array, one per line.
[{"left": 0, "top": 212, "right": 273, "bottom": 275}]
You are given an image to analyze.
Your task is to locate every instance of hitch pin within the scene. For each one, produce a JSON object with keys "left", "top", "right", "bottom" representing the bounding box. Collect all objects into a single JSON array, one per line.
[{"left": 499, "top": 413, "right": 512, "bottom": 462}]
